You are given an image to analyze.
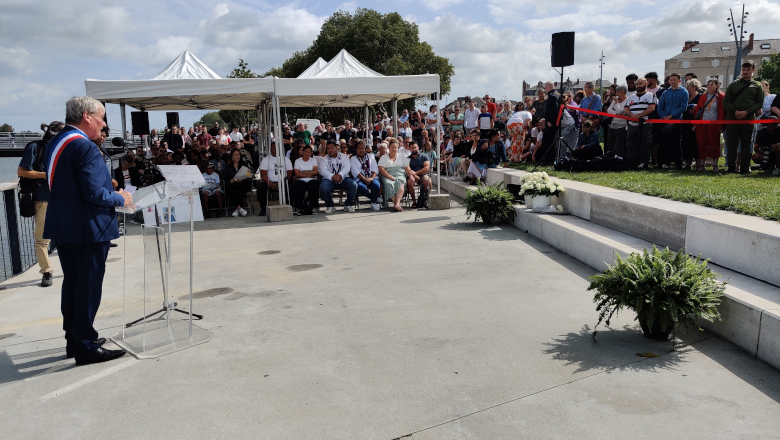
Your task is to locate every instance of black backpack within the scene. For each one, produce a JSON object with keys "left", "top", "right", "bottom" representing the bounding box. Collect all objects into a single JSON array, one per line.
[{"left": 18, "top": 141, "right": 46, "bottom": 217}]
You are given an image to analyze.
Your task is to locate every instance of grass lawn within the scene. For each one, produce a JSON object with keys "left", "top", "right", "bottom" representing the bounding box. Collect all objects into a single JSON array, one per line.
[{"left": 507, "top": 162, "right": 780, "bottom": 221}]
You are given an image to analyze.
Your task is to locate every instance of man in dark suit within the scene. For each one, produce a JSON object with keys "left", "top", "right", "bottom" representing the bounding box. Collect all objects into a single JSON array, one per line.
[
  {"left": 541, "top": 81, "right": 561, "bottom": 163},
  {"left": 43, "top": 96, "right": 132, "bottom": 365}
]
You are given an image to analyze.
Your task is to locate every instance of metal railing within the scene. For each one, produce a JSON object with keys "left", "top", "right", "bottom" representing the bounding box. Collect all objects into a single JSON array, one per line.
[
  {"left": 0, "top": 131, "right": 144, "bottom": 150},
  {"left": 0, "top": 182, "right": 37, "bottom": 282}
]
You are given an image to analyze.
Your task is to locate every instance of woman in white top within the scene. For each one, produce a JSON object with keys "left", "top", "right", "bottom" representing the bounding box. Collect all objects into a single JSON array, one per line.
[
  {"left": 506, "top": 102, "right": 532, "bottom": 162},
  {"left": 217, "top": 128, "right": 230, "bottom": 146},
  {"left": 378, "top": 139, "right": 409, "bottom": 212},
  {"left": 293, "top": 146, "right": 320, "bottom": 215},
  {"left": 761, "top": 80, "right": 776, "bottom": 119},
  {"left": 606, "top": 84, "right": 630, "bottom": 157}
]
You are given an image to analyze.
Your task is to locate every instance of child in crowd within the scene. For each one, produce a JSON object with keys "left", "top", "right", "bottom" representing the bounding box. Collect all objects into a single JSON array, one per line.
[{"left": 478, "top": 104, "right": 493, "bottom": 140}]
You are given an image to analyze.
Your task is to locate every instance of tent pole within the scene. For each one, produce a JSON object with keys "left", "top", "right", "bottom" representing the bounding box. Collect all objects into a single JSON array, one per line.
[
  {"left": 437, "top": 86, "right": 442, "bottom": 195},
  {"left": 364, "top": 104, "right": 369, "bottom": 146},
  {"left": 392, "top": 98, "right": 398, "bottom": 141},
  {"left": 272, "top": 92, "right": 286, "bottom": 205},
  {"left": 120, "top": 103, "right": 127, "bottom": 152}
]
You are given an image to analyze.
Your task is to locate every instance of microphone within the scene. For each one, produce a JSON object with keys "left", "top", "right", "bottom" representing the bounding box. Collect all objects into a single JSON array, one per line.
[{"left": 111, "top": 137, "right": 126, "bottom": 147}]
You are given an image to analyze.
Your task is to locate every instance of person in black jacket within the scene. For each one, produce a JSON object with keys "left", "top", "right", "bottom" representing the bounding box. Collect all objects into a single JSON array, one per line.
[
  {"left": 541, "top": 81, "right": 561, "bottom": 163},
  {"left": 114, "top": 155, "right": 140, "bottom": 190}
]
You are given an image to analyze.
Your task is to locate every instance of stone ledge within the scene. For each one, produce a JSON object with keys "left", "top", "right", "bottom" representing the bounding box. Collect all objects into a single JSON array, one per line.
[{"left": 485, "top": 168, "right": 780, "bottom": 288}]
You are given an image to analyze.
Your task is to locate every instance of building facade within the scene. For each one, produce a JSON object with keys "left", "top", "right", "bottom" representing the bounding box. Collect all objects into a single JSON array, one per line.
[
  {"left": 665, "top": 34, "right": 779, "bottom": 86},
  {"left": 522, "top": 78, "right": 615, "bottom": 97}
]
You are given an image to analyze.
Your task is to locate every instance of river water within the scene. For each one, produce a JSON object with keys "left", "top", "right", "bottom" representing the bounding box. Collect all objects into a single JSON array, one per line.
[{"left": 0, "top": 157, "right": 21, "bottom": 185}]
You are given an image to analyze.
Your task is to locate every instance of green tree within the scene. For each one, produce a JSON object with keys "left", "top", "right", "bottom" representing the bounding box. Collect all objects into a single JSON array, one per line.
[
  {"left": 194, "top": 111, "right": 227, "bottom": 128},
  {"left": 219, "top": 59, "right": 259, "bottom": 130},
  {"left": 0, "top": 123, "right": 12, "bottom": 132},
  {"left": 757, "top": 53, "right": 780, "bottom": 94},
  {"left": 262, "top": 8, "right": 454, "bottom": 124}
]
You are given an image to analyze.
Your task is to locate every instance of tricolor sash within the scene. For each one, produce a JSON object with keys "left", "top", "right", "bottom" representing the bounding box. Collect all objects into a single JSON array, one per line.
[{"left": 47, "top": 132, "right": 86, "bottom": 189}]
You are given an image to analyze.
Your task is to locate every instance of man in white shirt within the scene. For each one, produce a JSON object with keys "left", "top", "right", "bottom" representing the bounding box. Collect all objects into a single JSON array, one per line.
[
  {"left": 257, "top": 142, "right": 293, "bottom": 216},
  {"left": 350, "top": 140, "right": 381, "bottom": 211},
  {"left": 624, "top": 78, "right": 658, "bottom": 168},
  {"left": 319, "top": 141, "right": 358, "bottom": 213},
  {"left": 399, "top": 109, "right": 409, "bottom": 123},
  {"left": 229, "top": 126, "right": 244, "bottom": 143},
  {"left": 464, "top": 100, "right": 480, "bottom": 131}
]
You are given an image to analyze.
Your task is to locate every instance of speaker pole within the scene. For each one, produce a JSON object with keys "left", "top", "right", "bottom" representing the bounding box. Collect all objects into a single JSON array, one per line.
[{"left": 120, "top": 103, "right": 128, "bottom": 154}]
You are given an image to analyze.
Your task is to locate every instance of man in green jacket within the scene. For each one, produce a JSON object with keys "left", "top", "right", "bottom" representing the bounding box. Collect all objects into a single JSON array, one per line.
[{"left": 723, "top": 60, "right": 764, "bottom": 173}]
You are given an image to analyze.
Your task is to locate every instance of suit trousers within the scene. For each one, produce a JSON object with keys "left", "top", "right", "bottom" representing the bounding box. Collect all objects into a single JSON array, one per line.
[
  {"left": 58, "top": 241, "right": 110, "bottom": 353},
  {"left": 726, "top": 123, "right": 754, "bottom": 171}
]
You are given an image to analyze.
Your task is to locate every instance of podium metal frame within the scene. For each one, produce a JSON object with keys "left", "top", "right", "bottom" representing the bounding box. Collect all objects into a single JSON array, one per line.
[{"left": 111, "top": 182, "right": 213, "bottom": 359}]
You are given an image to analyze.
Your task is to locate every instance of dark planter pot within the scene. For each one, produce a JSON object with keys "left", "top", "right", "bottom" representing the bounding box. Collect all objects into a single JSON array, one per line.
[
  {"left": 639, "top": 313, "right": 674, "bottom": 340},
  {"left": 481, "top": 213, "right": 497, "bottom": 224}
]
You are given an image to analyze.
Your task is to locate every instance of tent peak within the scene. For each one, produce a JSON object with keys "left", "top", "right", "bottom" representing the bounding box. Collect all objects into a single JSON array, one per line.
[
  {"left": 310, "top": 49, "right": 382, "bottom": 78},
  {"left": 152, "top": 50, "right": 222, "bottom": 80}
]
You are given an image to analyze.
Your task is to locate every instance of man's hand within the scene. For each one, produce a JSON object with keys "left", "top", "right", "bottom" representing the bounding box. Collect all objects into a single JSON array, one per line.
[
  {"left": 662, "top": 115, "right": 672, "bottom": 120},
  {"left": 269, "top": 181, "right": 278, "bottom": 190},
  {"left": 117, "top": 188, "right": 133, "bottom": 207},
  {"left": 735, "top": 110, "right": 748, "bottom": 120},
  {"left": 332, "top": 174, "right": 343, "bottom": 183}
]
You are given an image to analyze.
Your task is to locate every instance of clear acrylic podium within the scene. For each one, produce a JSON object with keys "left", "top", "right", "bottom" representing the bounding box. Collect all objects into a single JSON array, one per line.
[{"left": 111, "top": 180, "right": 213, "bottom": 359}]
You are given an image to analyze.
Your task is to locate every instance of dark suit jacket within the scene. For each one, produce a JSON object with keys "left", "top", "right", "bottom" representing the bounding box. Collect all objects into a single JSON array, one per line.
[
  {"left": 43, "top": 125, "right": 126, "bottom": 244},
  {"left": 544, "top": 91, "right": 561, "bottom": 129}
]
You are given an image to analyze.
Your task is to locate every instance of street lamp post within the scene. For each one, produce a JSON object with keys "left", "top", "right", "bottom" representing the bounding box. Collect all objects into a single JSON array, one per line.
[
  {"left": 727, "top": 4, "right": 749, "bottom": 81},
  {"left": 598, "top": 51, "right": 606, "bottom": 94}
]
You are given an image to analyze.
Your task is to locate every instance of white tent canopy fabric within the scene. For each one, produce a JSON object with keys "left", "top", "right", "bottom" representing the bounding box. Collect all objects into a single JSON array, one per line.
[
  {"left": 296, "top": 57, "right": 328, "bottom": 79},
  {"left": 152, "top": 49, "right": 221, "bottom": 80},
  {"left": 274, "top": 75, "right": 439, "bottom": 107},
  {"left": 85, "top": 50, "right": 273, "bottom": 111},
  {"left": 309, "top": 49, "right": 382, "bottom": 78}
]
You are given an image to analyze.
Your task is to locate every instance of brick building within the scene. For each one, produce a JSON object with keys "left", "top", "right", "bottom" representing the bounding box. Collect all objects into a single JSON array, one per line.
[{"left": 665, "top": 34, "right": 779, "bottom": 86}]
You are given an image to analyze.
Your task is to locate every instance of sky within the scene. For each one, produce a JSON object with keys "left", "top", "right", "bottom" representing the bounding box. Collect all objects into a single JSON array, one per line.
[{"left": 2, "top": 0, "right": 779, "bottom": 132}]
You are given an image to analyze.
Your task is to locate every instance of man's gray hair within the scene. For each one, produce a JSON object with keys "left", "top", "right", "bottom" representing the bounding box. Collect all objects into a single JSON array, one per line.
[
  {"left": 544, "top": 81, "right": 555, "bottom": 89},
  {"left": 584, "top": 82, "right": 594, "bottom": 88},
  {"left": 686, "top": 78, "right": 702, "bottom": 89},
  {"left": 616, "top": 84, "right": 628, "bottom": 94},
  {"left": 65, "top": 96, "right": 103, "bottom": 125}
]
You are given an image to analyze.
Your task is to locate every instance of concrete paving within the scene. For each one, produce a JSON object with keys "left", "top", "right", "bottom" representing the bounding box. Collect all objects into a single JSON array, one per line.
[{"left": 1, "top": 202, "right": 779, "bottom": 439}]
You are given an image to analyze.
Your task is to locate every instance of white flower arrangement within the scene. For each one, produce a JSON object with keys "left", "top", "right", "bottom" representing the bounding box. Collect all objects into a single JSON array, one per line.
[{"left": 518, "top": 172, "right": 565, "bottom": 197}]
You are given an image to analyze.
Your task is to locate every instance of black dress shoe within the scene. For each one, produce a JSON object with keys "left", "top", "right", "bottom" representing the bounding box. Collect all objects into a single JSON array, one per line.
[
  {"left": 75, "top": 347, "right": 126, "bottom": 365},
  {"left": 66, "top": 338, "right": 107, "bottom": 359},
  {"left": 41, "top": 273, "right": 53, "bottom": 287},
  {"left": 110, "top": 242, "right": 118, "bottom": 248}
]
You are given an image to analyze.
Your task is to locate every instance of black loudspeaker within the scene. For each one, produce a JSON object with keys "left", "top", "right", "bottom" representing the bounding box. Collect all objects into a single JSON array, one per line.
[
  {"left": 551, "top": 32, "right": 575, "bottom": 67},
  {"left": 131, "top": 111, "right": 150, "bottom": 136},
  {"left": 166, "top": 112, "right": 180, "bottom": 128}
]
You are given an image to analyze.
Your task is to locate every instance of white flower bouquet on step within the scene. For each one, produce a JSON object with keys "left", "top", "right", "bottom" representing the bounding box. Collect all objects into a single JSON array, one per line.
[{"left": 518, "top": 172, "right": 565, "bottom": 197}]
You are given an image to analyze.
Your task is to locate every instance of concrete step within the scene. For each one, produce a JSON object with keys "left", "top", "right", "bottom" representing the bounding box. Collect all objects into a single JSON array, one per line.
[
  {"left": 435, "top": 170, "right": 780, "bottom": 370},
  {"left": 487, "top": 168, "right": 780, "bottom": 288}
]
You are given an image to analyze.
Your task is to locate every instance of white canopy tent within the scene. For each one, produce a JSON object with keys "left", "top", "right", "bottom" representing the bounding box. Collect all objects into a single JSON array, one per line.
[
  {"left": 272, "top": 50, "right": 443, "bottom": 200},
  {"left": 296, "top": 57, "right": 328, "bottom": 79},
  {"left": 84, "top": 49, "right": 443, "bottom": 206}
]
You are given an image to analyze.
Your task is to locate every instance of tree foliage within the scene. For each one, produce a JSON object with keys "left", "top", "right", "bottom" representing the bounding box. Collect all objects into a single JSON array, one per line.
[
  {"left": 757, "top": 53, "right": 780, "bottom": 94},
  {"left": 262, "top": 8, "right": 455, "bottom": 124},
  {"left": 219, "top": 59, "right": 258, "bottom": 129},
  {"left": 194, "top": 111, "right": 226, "bottom": 128},
  {"left": 0, "top": 124, "right": 11, "bottom": 132}
]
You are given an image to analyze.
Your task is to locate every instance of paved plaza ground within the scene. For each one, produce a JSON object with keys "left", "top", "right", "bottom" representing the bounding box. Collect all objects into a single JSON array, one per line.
[{"left": 1, "top": 201, "right": 779, "bottom": 439}]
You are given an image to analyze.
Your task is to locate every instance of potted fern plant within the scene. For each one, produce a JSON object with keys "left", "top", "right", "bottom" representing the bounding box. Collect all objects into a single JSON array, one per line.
[
  {"left": 589, "top": 246, "right": 725, "bottom": 341},
  {"left": 464, "top": 182, "right": 517, "bottom": 224}
]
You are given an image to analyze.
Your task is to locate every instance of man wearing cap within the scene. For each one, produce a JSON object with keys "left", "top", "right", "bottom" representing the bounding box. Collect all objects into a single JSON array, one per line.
[
  {"left": 257, "top": 142, "right": 293, "bottom": 216},
  {"left": 200, "top": 163, "right": 224, "bottom": 217}
]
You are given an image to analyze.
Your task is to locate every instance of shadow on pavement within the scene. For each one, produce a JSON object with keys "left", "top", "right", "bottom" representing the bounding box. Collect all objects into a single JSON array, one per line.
[
  {"left": 0, "top": 347, "right": 75, "bottom": 386},
  {"left": 543, "top": 325, "right": 689, "bottom": 375}
]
